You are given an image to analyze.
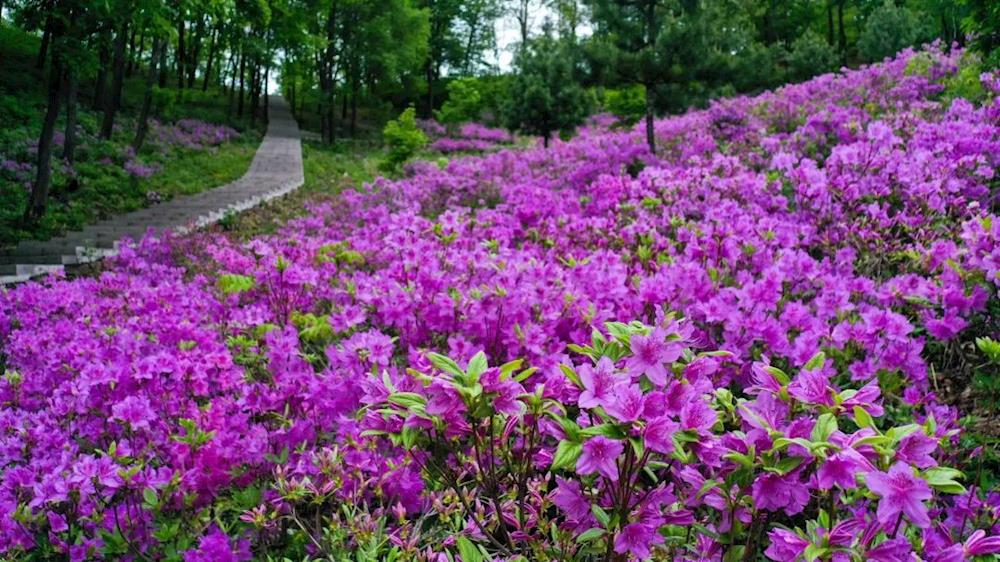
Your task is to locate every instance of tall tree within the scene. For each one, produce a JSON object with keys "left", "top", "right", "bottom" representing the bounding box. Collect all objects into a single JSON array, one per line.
[
  {"left": 503, "top": 27, "right": 590, "bottom": 147},
  {"left": 587, "top": 0, "right": 734, "bottom": 153}
]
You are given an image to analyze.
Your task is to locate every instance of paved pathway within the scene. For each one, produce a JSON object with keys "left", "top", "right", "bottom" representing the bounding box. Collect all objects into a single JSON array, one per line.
[{"left": 0, "top": 96, "right": 303, "bottom": 284}]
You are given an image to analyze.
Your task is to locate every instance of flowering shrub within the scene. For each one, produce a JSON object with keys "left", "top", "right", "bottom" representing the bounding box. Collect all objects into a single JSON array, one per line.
[
  {"left": 0, "top": 45, "right": 999, "bottom": 560},
  {"left": 419, "top": 118, "right": 513, "bottom": 154}
]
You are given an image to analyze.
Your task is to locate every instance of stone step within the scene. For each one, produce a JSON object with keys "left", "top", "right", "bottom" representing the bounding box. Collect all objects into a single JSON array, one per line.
[{"left": 1, "top": 95, "right": 303, "bottom": 286}]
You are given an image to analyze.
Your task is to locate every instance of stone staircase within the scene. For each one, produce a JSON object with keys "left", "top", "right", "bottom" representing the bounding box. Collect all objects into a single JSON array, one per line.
[{"left": 1, "top": 96, "right": 303, "bottom": 284}]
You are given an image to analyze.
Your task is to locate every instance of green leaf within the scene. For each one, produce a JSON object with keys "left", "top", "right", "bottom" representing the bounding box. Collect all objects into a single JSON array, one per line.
[
  {"left": 803, "top": 544, "right": 828, "bottom": 562},
  {"left": 217, "top": 274, "right": 255, "bottom": 295},
  {"left": 766, "top": 456, "right": 805, "bottom": 475},
  {"left": 581, "top": 424, "right": 626, "bottom": 439},
  {"left": 772, "top": 437, "right": 814, "bottom": 452},
  {"left": 559, "top": 363, "right": 582, "bottom": 387},
  {"left": 924, "top": 467, "right": 966, "bottom": 494},
  {"left": 804, "top": 351, "right": 826, "bottom": 371},
  {"left": 853, "top": 405, "right": 874, "bottom": 429},
  {"left": 455, "top": 536, "right": 483, "bottom": 562},
  {"left": 387, "top": 392, "right": 427, "bottom": 409},
  {"left": 764, "top": 365, "right": 790, "bottom": 385},
  {"left": 467, "top": 351, "right": 489, "bottom": 381},
  {"left": 427, "top": 352, "right": 464, "bottom": 378},
  {"left": 576, "top": 528, "right": 606, "bottom": 543},
  {"left": 811, "top": 413, "right": 838, "bottom": 442},
  {"left": 551, "top": 440, "right": 583, "bottom": 471},
  {"left": 591, "top": 505, "right": 610, "bottom": 527},
  {"left": 142, "top": 487, "right": 158, "bottom": 508}
]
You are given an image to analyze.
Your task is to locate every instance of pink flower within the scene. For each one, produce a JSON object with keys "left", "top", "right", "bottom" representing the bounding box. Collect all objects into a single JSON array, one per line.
[
  {"left": 577, "top": 436, "right": 624, "bottom": 481},
  {"left": 865, "top": 463, "right": 933, "bottom": 529},
  {"left": 627, "top": 328, "right": 681, "bottom": 386}
]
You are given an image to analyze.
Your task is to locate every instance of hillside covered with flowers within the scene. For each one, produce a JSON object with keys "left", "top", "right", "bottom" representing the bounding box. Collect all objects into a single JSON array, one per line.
[{"left": 1, "top": 45, "right": 999, "bottom": 561}]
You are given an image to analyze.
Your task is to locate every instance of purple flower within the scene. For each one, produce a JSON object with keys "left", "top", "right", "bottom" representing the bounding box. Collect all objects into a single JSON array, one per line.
[
  {"left": 614, "top": 522, "right": 663, "bottom": 560},
  {"left": 964, "top": 530, "right": 1000, "bottom": 556},
  {"left": 110, "top": 396, "right": 155, "bottom": 430},
  {"left": 182, "top": 526, "right": 251, "bottom": 562},
  {"left": 787, "top": 368, "right": 835, "bottom": 407},
  {"left": 626, "top": 328, "right": 681, "bottom": 386},
  {"left": 865, "top": 537, "right": 913, "bottom": 562},
  {"left": 816, "top": 449, "right": 869, "bottom": 490},
  {"left": 752, "top": 473, "right": 810, "bottom": 515},
  {"left": 577, "top": 436, "right": 624, "bottom": 481},
  {"left": 865, "top": 463, "right": 933, "bottom": 529},
  {"left": 643, "top": 416, "right": 678, "bottom": 454},
  {"left": 895, "top": 432, "right": 938, "bottom": 469},
  {"left": 550, "top": 477, "right": 590, "bottom": 520},
  {"left": 605, "top": 383, "right": 645, "bottom": 423},
  {"left": 764, "top": 528, "right": 809, "bottom": 562},
  {"left": 578, "top": 357, "right": 620, "bottom": 410}
]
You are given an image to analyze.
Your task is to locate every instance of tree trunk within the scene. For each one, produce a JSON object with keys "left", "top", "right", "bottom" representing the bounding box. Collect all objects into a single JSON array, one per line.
[
  {"left": 100, "top": 20, "right": 129, "bottom": 140},
  {"left": 94, "top": 32, "right": 111, "bottom": 111},
  {"left": 25, "top": 53, "right": 64, "bottom": 222},
  {"left": 250, "top": 60, "right": 260, "bottom": 127},
  {"left": 837, "top": 0, "right": 846, "bottom": 54},
  {"left": 157, "top": 40, "right": 168, "bottom": 87},
  {"left": 201, "top": 25, "right": 219, "bottom": 91},
  {"left": 350, "top": 79, "right": 358, "bottom": 137},
  {"left": 237, "top": 44, "right": 246, "bottom": 117},
  {"left": 176, "top": 18, "right": 186, "bottom": 89},
  {"left": 36, "top": 16, "right": 53, "bottom": 69},
  {"left": 425, "top": 61, "right": 435, "bottom": 116},
  {"left": 826, "top": 1, "right": 834, "bottom": 45},
  {"left": 187, "top": 16, "right": 204, "bottom": 87},
  {"left": 62, "top": 66, "right": 79, "bottom": 164},
  {"left": 133, "top": 38, "right": 163, "bottom": 152},
  {"left": 263, "top": 62, "right": 269, "bottom": 123},
  {"left": 227, "top": 52, "right": 236, "bottom": 117},
  {"left": 125, "top": 25, "right": 138, "bottom": 77},
  {"left": 645, "top": 84, "right": 655, "bottom": 154}
]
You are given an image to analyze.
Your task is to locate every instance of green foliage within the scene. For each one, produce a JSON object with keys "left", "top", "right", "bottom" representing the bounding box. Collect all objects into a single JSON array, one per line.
[
  {"left": 858, "top": 1, "right": 928, "bottom": 63},
  {"left": 380, "top": 106, "right": 427, "bottom": 172},
  {"left": 941, "top": 59, "right": 987, "bottom": 104},
  {"left": 503, "top": 33, "right": 592, "bottom": 146},
  {"left": 603, "top": 84, "right": 646, "bottom": 125},
  {"left": 965, "top": 0, "right": 1000, "bottom": 68},
  {"left": 436, "top": 77, "right": 484, "bottom": 124},
  {"left": 788, "top": 31, "right": 840, "bottom": 82}
]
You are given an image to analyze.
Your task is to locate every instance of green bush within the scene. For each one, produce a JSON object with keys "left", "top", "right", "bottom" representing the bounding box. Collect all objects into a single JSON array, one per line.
[
  {"left": 603, "top": 85, "right": 646, "bottom": 125},
  {"left": 787, "top": 31, "right": 840, "bottom": 82},
  {"left": 380, "top": 106, "right": 427, "bottom": 172},
  {"left": 858, "top": 0, "right": 927, "bottom": 63},
  {"left": 436, "top": 78, "right": 483, "bottom": 125}
]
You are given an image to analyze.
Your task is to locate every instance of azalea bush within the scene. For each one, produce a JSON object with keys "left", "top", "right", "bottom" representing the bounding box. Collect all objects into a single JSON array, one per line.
[
  {"left": 1, "top": 45, "right": 999, "bottom": 560},
  {"left": 363, "top": 319, "right": 993, "bottom": 561}
]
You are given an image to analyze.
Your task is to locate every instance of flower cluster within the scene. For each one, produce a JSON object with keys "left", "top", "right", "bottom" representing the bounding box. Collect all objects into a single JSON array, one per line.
[
  {"left": 419, "top": 118, "right": 514, "bottom": 154},
  {"left": 0, "top": 45, "right": 998, "bottom": 560}
]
